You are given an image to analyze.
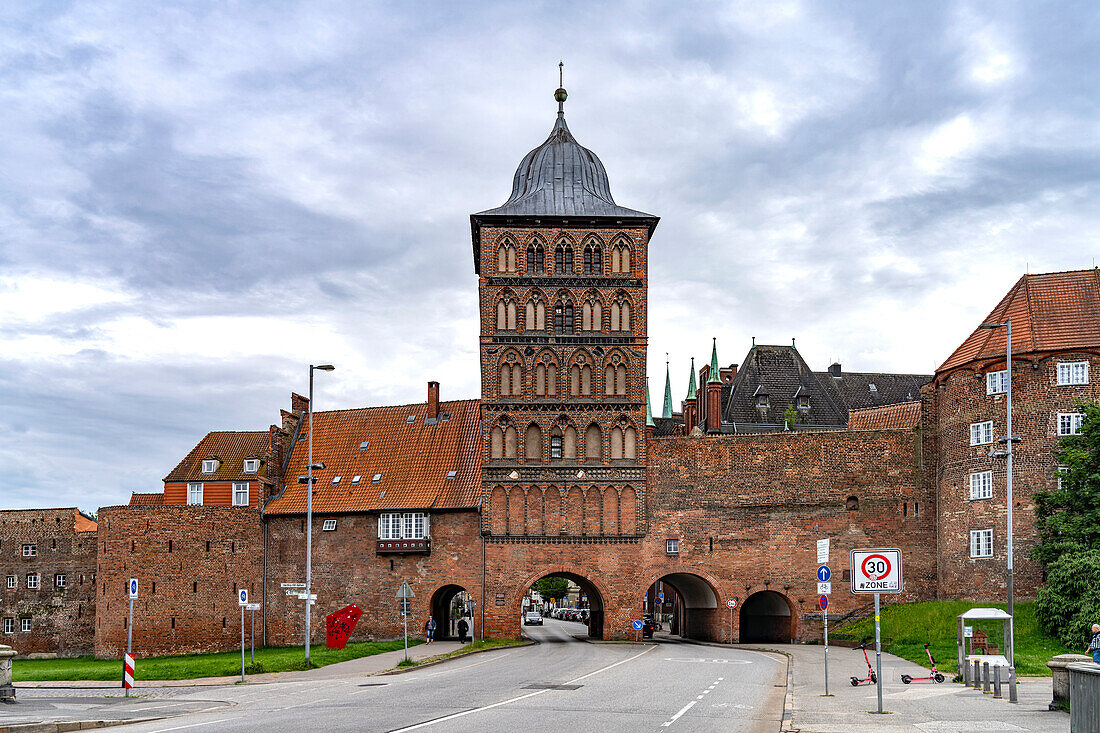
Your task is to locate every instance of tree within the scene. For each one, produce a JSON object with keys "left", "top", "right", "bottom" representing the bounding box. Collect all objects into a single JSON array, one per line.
[
  {"left": 782, "top": 404, "right": 800, "bottom": 430},
  {"left": 533, "top": 577, "right": 569, "bottom": 602},
  {"left": 1035, "top": 549, "right": 1100, "bottom": 648},
  {"left": 1032, "top": 402, "right": 1100, "bottom": 566}
]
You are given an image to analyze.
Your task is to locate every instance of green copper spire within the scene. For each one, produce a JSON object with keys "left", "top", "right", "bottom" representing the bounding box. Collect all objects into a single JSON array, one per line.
[
  {"left": 686, "top": 357, "right": 697, "bottom": 400},
  {"left": 662, "top": 358, "right": 673, "bottom": 419},
  {"left": 645, "top": 378, "right": 655, "bottom": 427},
  {"left": 707, "top": 337, "right": 721, "bottom": 383}
]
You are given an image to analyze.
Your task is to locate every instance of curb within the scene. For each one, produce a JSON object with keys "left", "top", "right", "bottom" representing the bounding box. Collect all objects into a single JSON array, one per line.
[
  {"left": 0, "top": 717, "right": 162, "bottom": 733},
  {"left": 379, "top": 641, "right": 534, "bottom": 676}
]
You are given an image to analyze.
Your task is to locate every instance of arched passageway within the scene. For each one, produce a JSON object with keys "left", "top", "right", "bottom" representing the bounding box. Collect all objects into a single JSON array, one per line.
[
  {"left": 524, "top": 572, "right": 605, "bottom": 639},
  {"left": 739, "top": 590, "right": 795, "bottom": 643},
  {"left": 644, "top": 573, "right": 722, "bottom": 641},
  {"left": 430, "top": 584, "right": 475, "bottom": 641}
]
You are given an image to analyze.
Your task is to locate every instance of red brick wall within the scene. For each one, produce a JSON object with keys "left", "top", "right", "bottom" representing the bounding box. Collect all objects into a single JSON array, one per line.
[
  {"left": 0, "top": 509, "right": 97, "bottom": 656},
  {"left": 930, "top": 350, "right": 1100, "bottom": 600},
  {"left": 94, "top": 505, "right": 262, "bottom": 658}
]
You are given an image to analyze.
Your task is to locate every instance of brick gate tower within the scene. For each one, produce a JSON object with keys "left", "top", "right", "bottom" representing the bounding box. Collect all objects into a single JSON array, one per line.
[{"left": 470, "top": 81, "right": 658, "bottom": 634}]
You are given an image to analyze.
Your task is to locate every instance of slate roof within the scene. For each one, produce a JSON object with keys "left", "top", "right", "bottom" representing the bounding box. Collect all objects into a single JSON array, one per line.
[
  {"left": 163, "top": 431, "right": 270, "bottom": 483},
  {"left": 128, "top": 492, "right": 165, "bottom": 507},
  {"left": 264, "top": 399, "right": 481, "bottom": 515},
  {"left": 938, "top": 269, "right": 1100, "bottom": 374},
  {"left": 848, "top": 402, "right": 922, "bottom": 431},
  {"left": 823, "top": 371, "right": 928, "bottom": 411}
]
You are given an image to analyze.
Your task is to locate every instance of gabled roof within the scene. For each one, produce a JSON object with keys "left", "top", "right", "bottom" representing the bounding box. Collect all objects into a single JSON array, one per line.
[
  {"left": 822, "top": 371, "right": 928, "bottom": 410},
  {"left": 848, "top": 402, "right": 922, "bottom": 431},
  {"left": 128, "top": 492, "right": 165, "bottom": 507},
  {"left": 163, "top": 431, "right": 270, "bottom": 483},
  {"left": 264, "top": 399, "right": 481, "bottom": 515},
  {"left": 724, "top": 345, "right": 849, "bottom": 426},
  {"left": 73, "top": 509, "right": 97, "bottom": 532},
  {"left": 938, "top": 268, "right": 1100, "bottom": 374}
]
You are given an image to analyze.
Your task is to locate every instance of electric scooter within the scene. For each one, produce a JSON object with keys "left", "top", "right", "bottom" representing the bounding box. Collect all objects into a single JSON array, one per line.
[
  {"left": 901, "top": 643, "right": 945, "bottom": 684},
  {"left": 850, "top": 643, "right": 878, "bottom": 686}
]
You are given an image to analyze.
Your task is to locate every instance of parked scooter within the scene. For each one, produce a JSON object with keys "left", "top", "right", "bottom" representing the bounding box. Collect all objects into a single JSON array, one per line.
[
  {"left": 901, "top": 643, "right": 945, "bottom": 684},
  {"left": 849, "top": 643, "right": 878, "bottom": 686}
]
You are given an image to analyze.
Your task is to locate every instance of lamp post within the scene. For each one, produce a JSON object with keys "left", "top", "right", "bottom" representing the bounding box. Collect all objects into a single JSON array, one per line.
[
  {"left": 303, "top": 363, "right": 334, "bottom": 664},
  {"left": 979, "top": 319, "right": 1015, "bottom": 666}
]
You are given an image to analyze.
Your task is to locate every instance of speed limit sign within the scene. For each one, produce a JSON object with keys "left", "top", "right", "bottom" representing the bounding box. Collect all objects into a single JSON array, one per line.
[{"left": 850, "top": 548, "right": 902, "bottom": 594}]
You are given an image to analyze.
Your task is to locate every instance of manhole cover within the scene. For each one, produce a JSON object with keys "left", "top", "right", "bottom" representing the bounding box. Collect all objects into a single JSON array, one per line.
[{"left": 522, "top": 683, "right": 582, "bottom": 690}]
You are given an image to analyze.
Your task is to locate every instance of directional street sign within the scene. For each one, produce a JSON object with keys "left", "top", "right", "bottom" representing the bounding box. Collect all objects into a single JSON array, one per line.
[
  {"left": 817, "top": 582, "right": 831, "bottom": 595},
  {"left": 238, "top": 589, "right": 248, "bottom": 606},
  {"left": 296, "top": 593, "right": 318, "bottom": 600},
  {"left": 819, "top": 595, "right": 828, "bottom": 610},
  {"left": 128, "top": 578, "right": 138, "bottom": 599},
  {"left": 399, "top": 598, "right": 411, "bottom": 618},
  {"left": 632, "top": 620, "right": 644, "bottom": 630},
  {"left": 726, "top": 598, "right": 737, "bottom": 609},
  {"left": 817, "top": 539, "right": 830, "bottom": 563},
  {"left": 244, "top": 603, "right": 261, "bottom": 611},
  {"left": 816, "top": 565, "right": 831, "bottom": 582},
  {"left": 850, "top": 548, "right": 903, "bottom": 594},
  {"left": 657, "top": 592, "right": 665, "bottom": 603},
  {"left": 396, "top": 581, "right": 415, "bottom": 599},
  {"left": 280, "top": 583, "right": 306, "bottom": 589}
]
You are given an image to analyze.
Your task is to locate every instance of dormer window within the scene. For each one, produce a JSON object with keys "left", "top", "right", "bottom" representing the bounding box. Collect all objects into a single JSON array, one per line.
[
  {"left": 798, "top": 396, "right": 810, "bottom": 410},
  {"left": 243, "top": 459, "right": 258, "bottom": 474},
  {"left": 756, "top": 395, "right": 769, "bottom": 408},
  {"left": 868, "top": 383, "right": 878, "bottom": 392},
  {"left": 201, "top": 459, "right": 219, "bottom": 474}
]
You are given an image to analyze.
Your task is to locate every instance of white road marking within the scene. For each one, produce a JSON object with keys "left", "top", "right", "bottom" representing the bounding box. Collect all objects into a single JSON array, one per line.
[
  {"left": 389, "top": 645, "right": 656, "bottom": 732},
  {"left": 144, "top": 719, "right": 237, "bottom": 733},
  {"left": 661, "top": 700, "right": 697, "bottom": 727},
  {"left": 272, "top": 697, "right": 333, "bottom": 712}
]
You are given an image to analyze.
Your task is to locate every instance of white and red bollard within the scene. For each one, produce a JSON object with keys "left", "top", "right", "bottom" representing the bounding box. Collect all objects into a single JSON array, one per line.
[{"left": 123, "top": 653, "right": 135, "bottom": 695}]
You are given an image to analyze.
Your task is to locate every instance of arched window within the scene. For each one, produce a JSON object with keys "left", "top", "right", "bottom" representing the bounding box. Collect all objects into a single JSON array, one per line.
[
  {"left": 569, "top": 355, "right": 593, "bottom": 397},
  {"left": 527, "top": 240, "right": 544, "bottom": 274},
  {"left": 550, "top": 433, "right": 563, "bottom": 460},
  {"left": 623, "top": 426, "right": 637, "bottom": 459},
  {"left": 605, "top": 353, "right": 627, "bottom": 396},
  {"left": 504, "top": 425, "right": 518, "bottom": 459},
  {"left": 611, "top": 241, "right": 632, "bottom": 273},
  {"left": 610, "top": 426, "right": 623, "bottom": 459},
  {"left": 525, "top": 295, "right": 546, "bottom": 332},
  {"left": 563, "top": 425, "right": 577, "bottom": 458},
  {"left": 554, "top": 298, "right": 574, "bottom": 334},
  {"left": 609, "top": 295, "right": 631, "bottom": 332},
  {"left": 497, "top": 241, "right": 516, "bottom": 273},
  {"left": 525, "top": 424, "right": 542, "bottom": 462},
  {"left": 555, "top": 242, "right": 574, "bottom": 274},
  {"left": 490, "top": 427, "right": 504, "bottom": 459},
  {"left": 581, "top": 295, "right": 602, "bottom": 331},
  {"left": 584, "top": 423, "right": 602, "bottom": 460},
  {"left": 535, "top": 354, "right": 558, "bottom": 397},
  {"left": 497, "top": 296, "right": 517, "bottom": 331},
  {"left": 500, "top": 354, "right": 523, "bottom": 397},
  {"left": 584, "top": 242, "right": 602, "bottom": 275}
]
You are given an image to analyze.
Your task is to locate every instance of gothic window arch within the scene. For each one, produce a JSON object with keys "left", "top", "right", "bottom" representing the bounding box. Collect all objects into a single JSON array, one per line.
[
  {"left": 554, "top": 294, "right": 575, "bottom": 334},
  {"left": 603, "top": 352, "right": 628, "bottom": 396},
  {"left": 524, "top": 423, "right": 542, "bottom": 462},
  {"left": 569, "top": 352, "right": 593, "bottom": 396},
  {"left": 554, "top": 240, "right": 574, "bottom": 275},
  {"left": 610, "top": 417, "right": 638, "bottom": 460},
  {"left": 551, "top": 418, "right": 578, "bottom": 461},
  {"left": 609, "top": 292, "right": 632, "bottom": 332},
  {"left": 583, "top": 238, "right": 603, "bottom": 275},
  {"left": 526, "top": 239, "right": 545, "bottom": 274},
  {"left": 497, "top": 239, "right": 517, "bottom": 273},
  {"left": 499, "top": 352, "right": 523, "bottom": 397},
  {"left": 581, "top": 292, "right": 603, "bottom": 332},
  {"left": 534, "top": 351, "right": 558, "bottom": 397},
  {"left": 496, "top": 291, "right": 517, "bottom": 331},
  {"left": 584, "top": 422, "right": 602, "bottom": 461},
  {"left": 492, "top": 419, "right": 518, "bottom": 460},
  {"left": 524, "top": 292, "right": 546, "bottom": 332},
  {"left": 611, "top": 238, "right": 632, "bottom": 274}
]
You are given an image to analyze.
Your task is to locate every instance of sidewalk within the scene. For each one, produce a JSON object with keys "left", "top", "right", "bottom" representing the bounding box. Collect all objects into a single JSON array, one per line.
[{"left": 776, "top": 643, "right": 1068, "bottom": 732}]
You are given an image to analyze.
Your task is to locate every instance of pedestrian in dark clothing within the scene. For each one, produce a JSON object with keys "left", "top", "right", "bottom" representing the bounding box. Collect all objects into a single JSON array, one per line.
[
  {"left": 425, "top": 617, "right": 436, "bottom": 644},
  {"left": 1087, "top": 624, "right": 1100, "bottom": 663},
  {"left": 457, "top": 618, "right": 469, "bottom": 643}
]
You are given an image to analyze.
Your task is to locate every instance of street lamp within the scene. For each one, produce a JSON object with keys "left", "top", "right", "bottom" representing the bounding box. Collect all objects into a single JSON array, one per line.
[
  {"left": 304, "top": 364, "right": 334, "bottom": 664},
  {"left": 978, "top": 320, "right": 1017, "bottom": 666}
]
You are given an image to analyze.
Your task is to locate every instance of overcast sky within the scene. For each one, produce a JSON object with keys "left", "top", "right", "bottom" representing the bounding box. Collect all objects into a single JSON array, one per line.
[{"left": 2, "top": 1, "right": 1097, "bottom": 513}]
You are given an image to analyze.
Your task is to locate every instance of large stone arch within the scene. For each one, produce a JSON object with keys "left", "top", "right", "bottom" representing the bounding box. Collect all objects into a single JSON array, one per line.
[
  {"left": 644, "top": 571, "right": 725, "bottom": 641},
  {"left": 429, "top": 583, "right": 475, "bottom": 641},
  {"left": 739, "top": 590, "right": 796, "bottom": 643},
  {"left": 511, "top": 566, "right": 615, "bottom": 639}
]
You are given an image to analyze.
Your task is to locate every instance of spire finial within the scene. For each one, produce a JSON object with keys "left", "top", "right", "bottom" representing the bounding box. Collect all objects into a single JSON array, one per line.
[
  {"left": 645, "top": 377, "right": 655, "bottom": 428},
  {"left": 662, "top": 356, "right": 673, "bottom": 419},
  {"left": 554, "top": 61, "right": 568, "bottom": 115},
  {"left": 686, "top": 357, "right": 697, "bottom": 400}
]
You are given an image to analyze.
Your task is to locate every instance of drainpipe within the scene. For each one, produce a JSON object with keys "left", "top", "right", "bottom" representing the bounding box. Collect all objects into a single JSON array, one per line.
[{"left": 262, "top": 519, "right": 268, "bottom": 646}]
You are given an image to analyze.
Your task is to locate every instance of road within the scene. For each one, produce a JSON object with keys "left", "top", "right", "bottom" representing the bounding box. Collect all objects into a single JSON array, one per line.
[{"left": 102, "top": 620, "right": 786, "bottom": 732}]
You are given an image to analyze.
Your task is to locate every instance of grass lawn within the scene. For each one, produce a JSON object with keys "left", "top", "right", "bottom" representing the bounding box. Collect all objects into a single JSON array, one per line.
[
  {"left": 394, "top": 637, "right": 526, "bottom": 668},
  {"left": 14, "top": 639, "right": 424, "bottom": 682},
  {"left": 832, "top": 600, "right": 1077, "bottom": 677}
]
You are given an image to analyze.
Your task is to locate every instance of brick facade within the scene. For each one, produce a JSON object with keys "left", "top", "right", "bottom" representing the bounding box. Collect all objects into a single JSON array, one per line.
[{"left": 0, "top": 509, "right": 97, "bottom": 656}]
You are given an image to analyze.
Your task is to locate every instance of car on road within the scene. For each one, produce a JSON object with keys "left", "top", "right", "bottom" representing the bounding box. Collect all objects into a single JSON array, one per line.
[
  {"left": 642, "top": 614, "right": 658, "bottom": 638},
  {"left": 523, "top": 611, "right": 543, "bottom": 626}
]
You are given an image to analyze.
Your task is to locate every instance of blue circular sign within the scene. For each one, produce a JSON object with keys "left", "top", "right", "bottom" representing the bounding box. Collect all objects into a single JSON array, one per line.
[
  {"left": 632, "top": 619, "right": 644, "bottom": 630},
  {"left": 817, "top": 565, "right": 831, "bottom": 582}
]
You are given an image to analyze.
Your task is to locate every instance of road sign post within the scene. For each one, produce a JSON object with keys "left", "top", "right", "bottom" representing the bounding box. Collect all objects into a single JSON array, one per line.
[
  {"left": 850, "top": 549, "right": 903, "bottom": 714},
  {"left": 726, "top": 598, "right": 737, "bottom": 644},
  {"left": 238, "top": 589, "right": 248, "bottom": 682},
  {"left": 397, "top": 581, "right": 415, "bottom": 662},
  {"left": 125, "top": 578, "right": 137, "bottom": 697},
  {"left": 820, "top": 595, "right": 830, "bottom": 695}
]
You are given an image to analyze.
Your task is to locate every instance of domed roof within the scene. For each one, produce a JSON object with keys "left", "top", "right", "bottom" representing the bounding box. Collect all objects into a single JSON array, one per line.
[{"left": 474, "top": 109, "right": 654, "bottom": 220}]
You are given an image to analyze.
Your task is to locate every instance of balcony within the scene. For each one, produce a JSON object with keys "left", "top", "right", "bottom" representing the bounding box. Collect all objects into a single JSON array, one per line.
[{"left": 376, "top": 538, "right": 431, "bottom": 555}]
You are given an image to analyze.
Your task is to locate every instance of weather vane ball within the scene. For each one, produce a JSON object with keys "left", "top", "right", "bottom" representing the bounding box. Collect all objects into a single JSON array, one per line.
[
  {"left": 555, "top": 60, "right": 567, "bottom": 104},
  {"left": 554, "top": 87, "right": 568, "bottom": 103}
]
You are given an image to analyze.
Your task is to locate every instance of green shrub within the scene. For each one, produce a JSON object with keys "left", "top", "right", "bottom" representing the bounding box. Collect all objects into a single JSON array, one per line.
[{"left": 1035, "top": 549, "right": 1100, "bottom": 649}]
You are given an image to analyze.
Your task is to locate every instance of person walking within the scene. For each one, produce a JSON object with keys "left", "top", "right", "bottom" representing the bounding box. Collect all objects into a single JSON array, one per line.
[
  {"left": 457, "top": 617, "right": 469, "bottom": 643},
  {"left": 425, "top": 617, "right": 437, "bottom": 644},
  {"left": 1087, "top": 624, "right": 1100, "bottom": 663}
]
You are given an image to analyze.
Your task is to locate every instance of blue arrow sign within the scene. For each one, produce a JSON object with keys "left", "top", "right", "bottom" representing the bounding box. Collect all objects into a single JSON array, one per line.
[
  {"left": 632, "top": 619, "right": 644, "bottom": 630},
  {"left": 817, "top": 565, "right": 831, "bottom": 582},
  {"left": 657, "top": 592, "right": 665, "bottom": 603}
]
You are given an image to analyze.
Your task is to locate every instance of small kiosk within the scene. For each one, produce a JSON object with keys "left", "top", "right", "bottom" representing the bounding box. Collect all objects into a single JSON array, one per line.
[{"left": 956, "top": 607, "right": 1013, "bottom": 676}]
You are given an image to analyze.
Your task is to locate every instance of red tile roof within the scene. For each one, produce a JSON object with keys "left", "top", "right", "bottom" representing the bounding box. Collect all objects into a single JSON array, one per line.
[
  {"left": 847, "top": 401, "right": 922, "bottom": 431},
  {"left": 264, "top": 399, "right": 482, "bottom": 515},
  {"left": 128, "top": 492, "right": 165, "bottom": 507},
  {"left": 73, "top": 509, "right": 97, "bottom": 532},
  {"left": 938, "top": 269, "right": 1100, "bottom": 374},
  {"left": 163, "top": 431, "right": 270, "bottom": 483}
]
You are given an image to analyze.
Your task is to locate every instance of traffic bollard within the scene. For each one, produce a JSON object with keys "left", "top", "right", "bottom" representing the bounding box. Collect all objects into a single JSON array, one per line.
[
  {"left": 963, "top": 659, "right": 971, "bottom": 686},
  {"left": 974, "top": 660, "right": 982, "bottom": 690},
  {"left": 993, "top": 665, "right": 1002, "bottom": 699},
  {"left": 983, "top": 662, "right": 991, "bottom": 693},
  {"left": 1008, "top": 667, "right": 1018, "bottom": 704}
]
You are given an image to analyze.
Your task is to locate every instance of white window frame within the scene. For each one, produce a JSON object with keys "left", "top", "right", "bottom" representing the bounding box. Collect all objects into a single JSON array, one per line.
[
  {"left": 1058, "top": 466, "right": 1068, "bottom": 491},
  {"left": 6, "top": 576, "right": 15, "bottom": 589},
  {"left": 378, "top": 512, "right": 429, "bottom": 540},
  {"left": 1057, "top": 361, "right": 1089, "bottom": 386},
  {"left": 3, "top": 618, "right": 11, "bottom": 634},
  {"left": 243, "top": 459, "right": 258, "bottom": 473},
  {"left": 21, "top": 618, "right": 31, "bottom": 632},
  {"left": 26, "top": 573, "right": 39, "bottom": 590},
  {"left": 969, "top": 471, "right": 993, "bottom": 500},
  {"left": 1058, "top": 412, "right": 1085, "bottom": 436},
  {"left": 970, "top": 529, "right": 993, "bottom": 558},
  {"left": 201, "top": 459, "right": 218, "bottom": 474},
  {"left": 322, "top": 519, "right": 337, "bottom": 531},
  {"left": 986, "top": 370, "right": 1008, "bottom": 395},
  {"left": 970, "top": 421, "right": 994, "bottom": 445},
  {"left": 666, "top": 538, "right": 680, "bottom": 554},
  {"left": 55, "top": 574, "right": 65, "bottom": 588},
  {"left": 187, "top": 483, "right": 204, "bottom": 505},
  {"left": 232, "top": 482, "right": 249, "bottom": 507},
  {"left": 21, "top": 544, "right": 36, "bottom": 557}
]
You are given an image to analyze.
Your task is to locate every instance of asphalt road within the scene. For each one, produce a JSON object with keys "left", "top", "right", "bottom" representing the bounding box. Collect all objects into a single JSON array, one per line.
[{"left": 110, "top": 619, "right": 785, "bottom": 732}]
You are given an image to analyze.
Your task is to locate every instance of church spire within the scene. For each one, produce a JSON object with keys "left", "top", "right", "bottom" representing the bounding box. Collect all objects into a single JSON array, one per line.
[
  {"left": 686, "top": 356, "right": 697, "bottom": 400},
  {"left": 662, "top": 356, "right": 673, "bottom": 419},
  {"left": 707, "top": 338, "right": 721, "bottom": 384},
  {"left": 645, "top": 378, "right": 655, "bottom": 428}
]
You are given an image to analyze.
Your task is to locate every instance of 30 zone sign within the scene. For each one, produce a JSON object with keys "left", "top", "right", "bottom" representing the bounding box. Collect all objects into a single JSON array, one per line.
[{"left": 850, "top": 548, "right": 903, "bottom": 594}]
